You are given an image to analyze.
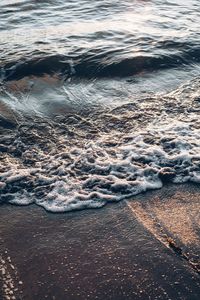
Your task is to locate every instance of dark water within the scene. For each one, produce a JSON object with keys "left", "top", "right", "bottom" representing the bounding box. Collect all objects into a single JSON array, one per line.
[{"left": 1, "top": 0, "right": 200, "bottom": 212}]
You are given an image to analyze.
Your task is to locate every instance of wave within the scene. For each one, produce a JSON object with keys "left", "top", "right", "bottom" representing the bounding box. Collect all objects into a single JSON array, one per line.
[{"left": 2, "top": 46, "right": 200, "bottom": 81}]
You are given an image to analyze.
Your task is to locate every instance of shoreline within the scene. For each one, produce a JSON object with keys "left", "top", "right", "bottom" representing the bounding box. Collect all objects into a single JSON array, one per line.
[{"left": 0, "top": 183, "right": 200, "bottom": 299}]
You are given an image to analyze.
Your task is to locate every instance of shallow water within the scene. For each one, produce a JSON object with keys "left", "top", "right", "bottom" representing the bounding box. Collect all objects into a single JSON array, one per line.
[{"left": 1, "top": 0, "right": 200, "bottom": 212}]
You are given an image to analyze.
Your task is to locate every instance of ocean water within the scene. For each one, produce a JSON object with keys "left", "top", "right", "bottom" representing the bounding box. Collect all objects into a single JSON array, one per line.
[{"left": 0, "top": 0, "right": 200, "bottom": 212}]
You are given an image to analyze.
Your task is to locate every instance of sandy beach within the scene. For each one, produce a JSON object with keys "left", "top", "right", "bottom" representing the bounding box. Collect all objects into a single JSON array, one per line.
[
  {"left": 0, "top": 183, "right": 199, "bottom": 300},
  {"left": 1, "top": 0, "right": 200, "bottom": 299}
]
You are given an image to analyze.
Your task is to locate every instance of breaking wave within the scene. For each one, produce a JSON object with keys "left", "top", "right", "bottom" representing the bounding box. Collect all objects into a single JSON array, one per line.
[{"left": 2, "top": 45, "right": 200, "bottom": 81}]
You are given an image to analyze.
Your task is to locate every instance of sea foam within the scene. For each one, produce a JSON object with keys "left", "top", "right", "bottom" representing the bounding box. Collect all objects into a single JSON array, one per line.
[{"left": 1, "top": 78, "right": 200, "bottom": 212}]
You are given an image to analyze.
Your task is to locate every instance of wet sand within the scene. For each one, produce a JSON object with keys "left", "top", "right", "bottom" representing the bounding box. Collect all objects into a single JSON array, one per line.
[{"left": 0, "top": 183, "right": 200, "bottom": 300}]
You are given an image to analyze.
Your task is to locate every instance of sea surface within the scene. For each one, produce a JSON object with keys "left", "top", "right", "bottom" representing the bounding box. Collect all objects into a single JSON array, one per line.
[{"left": 0, "top": 0, "right": 200, "bottom": 212}]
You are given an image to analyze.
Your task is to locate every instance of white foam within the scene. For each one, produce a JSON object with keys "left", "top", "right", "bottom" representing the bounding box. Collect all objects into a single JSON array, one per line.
[{"left": 1, "top": 119, "right": 198, "bottom": 212}]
